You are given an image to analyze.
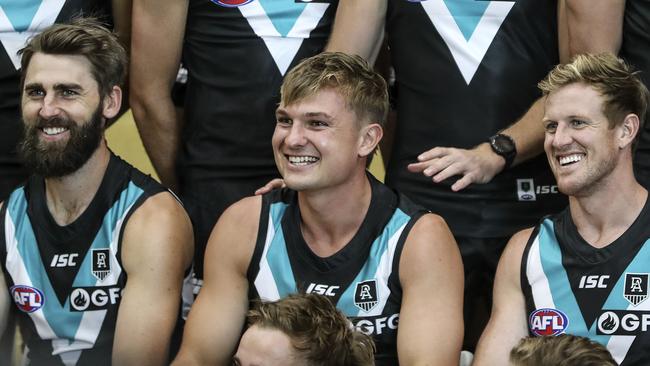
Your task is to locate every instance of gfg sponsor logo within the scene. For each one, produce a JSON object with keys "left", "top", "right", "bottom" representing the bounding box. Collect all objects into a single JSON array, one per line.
[
  {"left": 69, "top": 286, "right": 121, "bottom": 312},
  {"left": 11, "top": 285, "right": 44, "bottom": 313},
  {"left": 529, "top": 308, "right": 568, "bottom": 336},
  {"left": 597, "top": 311, "right": 650, "bottom": 335},
  {"left": 352, "top": 313, "right": 399, "bottom": 336}
]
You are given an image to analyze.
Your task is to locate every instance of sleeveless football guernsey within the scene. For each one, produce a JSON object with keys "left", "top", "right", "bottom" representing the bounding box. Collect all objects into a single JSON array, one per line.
[
  {"left": 247, "top": 176, "right": 427, "bottom": 365},
  {"left": 522, "top": 199, "right": 650, "bottom": 366}
]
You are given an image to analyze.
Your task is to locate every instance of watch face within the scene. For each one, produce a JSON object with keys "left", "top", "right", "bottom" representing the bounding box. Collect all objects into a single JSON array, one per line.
[{"left": 493, "top": 134, "right": 515, "bottom": 153}]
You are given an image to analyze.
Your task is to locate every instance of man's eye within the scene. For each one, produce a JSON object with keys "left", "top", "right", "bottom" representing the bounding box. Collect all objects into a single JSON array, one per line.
[
  {"left": 544, "top": 122, "right": 557, "bottom": 133},
  {"left": 62, "top": 89, "right": 78, "bottom": 97},
  {"left": 26, "top": 89, "right": 44, "bottom": 97},
  {"left": 570, "top": 119, "right": 586, "bottom": 127},
  {"left": 277, "top": 117, "right": 292, "bottom": 125},
  {"left": 309, "top": 120, "right": 328, "bottom": 127}
]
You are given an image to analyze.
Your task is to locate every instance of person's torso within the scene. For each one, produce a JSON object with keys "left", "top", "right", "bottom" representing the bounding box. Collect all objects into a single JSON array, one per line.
[
  {"left": 385, "top": 0, "right": 566, "bottom": 237},
  {"left": 179, "top": 0, "right": 338, "bottom": 192},
  {"left": 247, "top": 176, "right": 427, "bottom": 365},
  {"left": 522, "top": 200, "right": 650, "bottom": 366},
  {"left": 0, "top": 153, "right": 165, "bottom": 366}
]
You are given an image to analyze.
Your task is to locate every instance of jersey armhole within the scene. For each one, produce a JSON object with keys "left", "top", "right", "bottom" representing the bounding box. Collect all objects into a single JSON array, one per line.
[{"left": 521, "top": 224, "right": 542, "bottom": 332}]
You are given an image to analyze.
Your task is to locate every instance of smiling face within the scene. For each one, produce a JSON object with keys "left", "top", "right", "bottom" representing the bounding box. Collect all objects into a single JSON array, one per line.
[
  {"left": 19, "top": 53, "right": 118, "bottom": 177},
  {"left": 543, "top": 83, "right": 622, "bottom": 196},
  {"left": 273, "top": 88, "right": 373, "bottom": 192}
]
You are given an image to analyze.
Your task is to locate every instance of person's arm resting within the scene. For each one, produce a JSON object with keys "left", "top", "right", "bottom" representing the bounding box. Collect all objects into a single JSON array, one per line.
[
  {"left": 473, "top": 229, "right": 532, "bottom": 366},
  {"left": 112, "top": 193, "right": 194, "bottom": 365},
  {"left": 397, "top": 214, "right": 464, "bottom": 365},
  {"left": 172, "top": 196, "right": 261, "bottom": 366}
]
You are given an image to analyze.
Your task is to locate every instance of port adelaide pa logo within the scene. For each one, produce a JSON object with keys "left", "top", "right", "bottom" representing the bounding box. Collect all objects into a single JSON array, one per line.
[
  {"left": 354, "top": 280, "right": 379, "bottom": 312},
  {"left": 91, "top": 248, "right": 111, "bottom": 281},
  {"left": 624, "top": 273, "right": 649, "bottom": 306}
]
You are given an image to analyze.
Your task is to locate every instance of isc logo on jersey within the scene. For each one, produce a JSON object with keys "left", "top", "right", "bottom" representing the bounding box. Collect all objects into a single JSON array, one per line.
[
  {"left": 69, "top": 286, "right": 121, "bottom": 312},
  {"left": 11, "top": 285, "right": 45, "bottom": 313},
  {"left": 306, "top": 283, "right": 339, "bottom": 297},
  {"left": 211, "top": 0, "right": 254, "bottom": 7},
  {"left": 529, "top": 308, "right": 569, "bottom": 336}
]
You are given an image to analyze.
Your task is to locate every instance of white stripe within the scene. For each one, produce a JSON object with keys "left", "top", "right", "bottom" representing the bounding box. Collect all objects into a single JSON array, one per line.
[
  {"left": 254, "top": 211, "right": 281, "bottom": 301},
  {"left": 5, "top": 213, "right": 58, "bottom": 341},
  {"left": 0, "top": 0, "right": 66, "bottom": 69},
  {"left": 421, "top": 0, "right": 514, "bottom": 84},
  {"left": 356, "top": 223, "right": 406, "bottom": 317},
  {"left": 526, "top": 235, "right": 556, "bottom": 309},
  {"left": 239, "top": 2, "right": 329, "bottom": 75}
]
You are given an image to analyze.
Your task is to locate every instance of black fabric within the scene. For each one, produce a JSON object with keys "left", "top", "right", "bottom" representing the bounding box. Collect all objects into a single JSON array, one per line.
[
  {"left": 621, "top": 0, "right": 650, "bottom": 189},
  {"left": 385, "top": 0, "right": 567, "bottom": 238}
]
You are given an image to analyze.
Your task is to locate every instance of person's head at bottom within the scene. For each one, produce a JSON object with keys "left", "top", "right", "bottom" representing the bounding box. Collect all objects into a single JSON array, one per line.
[
  {"left": 510, "top": 334, "right": 617, "bottom": 366},
  {"left": 233, "top": 293, "right": 375, "bottom": 366}
]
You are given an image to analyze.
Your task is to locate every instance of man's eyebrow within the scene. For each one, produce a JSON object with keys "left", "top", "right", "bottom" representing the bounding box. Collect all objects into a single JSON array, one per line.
[
  {"left": 304, "top": 112, "right": 333, "bottom": 119},
  {"left": 53, "top": 83, "right": 83, "bottom": 92},
  {"left": 23, "top": 82, "right": 42, "bottom": 91}
]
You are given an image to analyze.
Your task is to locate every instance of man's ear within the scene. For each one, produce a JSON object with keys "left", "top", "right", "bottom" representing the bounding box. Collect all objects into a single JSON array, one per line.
[
  {"left": 618, "top": 113, "right": 640, "bottom": 149},
  {"left": 102, "top": 85, "right": 122, "bottom": 120},
  {"left": 358, "top": 123, "right": 383, "bottom": 157}
]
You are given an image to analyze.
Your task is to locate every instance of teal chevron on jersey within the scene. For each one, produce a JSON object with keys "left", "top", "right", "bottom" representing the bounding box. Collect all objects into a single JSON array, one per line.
[
  {"left": 0, "top": 0, "right": 41, "bottom": 32},
  {"left": 421, "top": 0, "right": 515, "bottom": 84},
  {"left": 257, "top": 0, "right": 306, "bottom": 37},
  {"left": 266, "top": 202, "right": 297, "bottom": 298},
  {"left": 442, "top": 0, "right": 489, "bottom": 41}
]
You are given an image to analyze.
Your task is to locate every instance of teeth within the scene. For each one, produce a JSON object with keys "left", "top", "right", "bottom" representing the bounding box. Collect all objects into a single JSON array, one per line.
[
  {"left": 288, "top": 156, "right": 319, "bottom": 165},
  {"left": 559, "top": 154, "right": 583, "bottom": 166},
  {"left": 42, "top": 127, "right": 67, "bottom": 135}
]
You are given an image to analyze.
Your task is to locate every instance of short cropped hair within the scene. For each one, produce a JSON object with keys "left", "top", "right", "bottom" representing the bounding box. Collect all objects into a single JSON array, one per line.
[
  {"left": 539, "top": 53, "right": 649, "bottom": 133},
  {"left": 19, "top": 17, "right": 127, "bottom": 98},
  {"left": 280, "top": 52, "right": 389, "bottom": 127},
  {"left": 510, "top": 335, "right": 617, "bottom": 366},
  {"left": 247, "top": 294, "right": 375, "bottom": 366}
]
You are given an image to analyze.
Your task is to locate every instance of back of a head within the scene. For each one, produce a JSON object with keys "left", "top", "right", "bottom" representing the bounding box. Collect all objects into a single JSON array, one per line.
[
  {"left": 248, "top": 293, "right": 375, "bottom": 366},
  {"left": 280, "top": 52, "right": 389, "bottom": 127},
  {"left": 510, "top": 335, "right": 617, "bottom": 366}
]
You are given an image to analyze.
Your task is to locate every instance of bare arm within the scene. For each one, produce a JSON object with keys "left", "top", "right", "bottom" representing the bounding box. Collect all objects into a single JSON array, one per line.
[
  {"left": 325, "top": 0, "right": 386, "bottom": 63},
  {"left": 129, "top": 0, "right": 188, "bottom": 190},
  {"left": 111, "top": 0, "right": 133, "bottom": 118},
  {"left": 397, "top": 214, "right": 464, "bottom": 365},
  {"left": 172, "top": 196, "right": 261, "bottom": 366},
  {"left": 473, "top": 229, "right": 532, "bottom": 366},
  {"left": 112, "top": 193, "right": 194, "bottom": 366},
  {"left": 0, "top": 202, "right": 8, "bottom": 335},
  {"left": 565, "top": 0, "right": 625, "bottom": 55}
]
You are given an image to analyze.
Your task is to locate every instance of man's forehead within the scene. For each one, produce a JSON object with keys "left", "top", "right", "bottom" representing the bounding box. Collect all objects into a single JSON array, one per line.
[{"left": 24, "top": 53, "right": 95, "bottom": 83}]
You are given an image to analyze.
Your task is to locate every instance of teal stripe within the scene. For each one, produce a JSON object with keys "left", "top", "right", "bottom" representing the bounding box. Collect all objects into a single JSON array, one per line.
[
  {"left": 337, "top": 209, "right": 410, "bottom": 316},
  {"left": 443, "top": 0, "right": 490, "bottom": 41},
  {"left": 257, "top": 0, "right": 306, "bottom": 37},
  {"left": 266, "top": 202, "right": 296, "bottom": 298},
  {"left": 0, "top": 0, "right": 42, "bottom": 32},
  {"left": 538, "top": 220, "right": 589, "bottom": 336}
]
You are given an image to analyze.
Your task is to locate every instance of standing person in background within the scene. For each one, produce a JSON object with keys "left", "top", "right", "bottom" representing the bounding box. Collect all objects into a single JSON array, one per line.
[
  {"left": 565, "top": 0, "right": 650, "bottom": 187},
  {"left": 130, "top": 0, "right": 339, "bottom": 296},
  {"left": 0, "top": 19, "right": 193, "bottom": 365},
  {"left": 325, "top": 0, "right": 568, "bottom": 350}
]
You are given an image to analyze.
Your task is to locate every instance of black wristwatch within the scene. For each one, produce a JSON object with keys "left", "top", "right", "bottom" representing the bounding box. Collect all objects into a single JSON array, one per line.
[{"left": 488, "top": 133, "right": 517, "bottom": 170}]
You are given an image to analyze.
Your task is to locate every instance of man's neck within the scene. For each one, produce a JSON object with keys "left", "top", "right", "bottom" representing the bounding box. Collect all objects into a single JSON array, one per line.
[
  {"left": 297, "top": 170, "right": 373, "bottom": 258},
  {"left": 570, "top": 167, "right": 648, "bottom": 249},
  {"left": 44, "top": 143, "right": 111, "bottom": 226}
]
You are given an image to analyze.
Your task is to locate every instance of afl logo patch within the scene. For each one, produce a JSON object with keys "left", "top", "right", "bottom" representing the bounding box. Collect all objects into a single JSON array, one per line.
[
  {"left": 211, "top": 0, "right": 254, "bottom": 7},
  {"left": 529, "top": 308, "right": 569, "bottom": 336},
  {"left": 11, "top": 285, "right": 44, "bottom": 313}
]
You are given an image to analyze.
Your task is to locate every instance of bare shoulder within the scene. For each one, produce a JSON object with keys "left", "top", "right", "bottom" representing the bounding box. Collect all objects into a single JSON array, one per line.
[
  {"left": 204, "top": 195, "right": 263, "bottom": 273},
  {"left": 502, "top": 227, "right": 534, "bottom": 269},
  {"left": 121, "top": 191, "right": 193, "bottom": 270},
  {"left": 407, "top": 213, "right": 457, "bottom": 252}
]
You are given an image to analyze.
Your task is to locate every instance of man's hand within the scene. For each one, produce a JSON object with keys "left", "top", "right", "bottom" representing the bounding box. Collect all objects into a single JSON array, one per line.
[
  {"left": 254, "top": 178, "right": 285, "bottom": 195},
  {"left": 407, "top": 142, "right": 506, "bottom": 192}
]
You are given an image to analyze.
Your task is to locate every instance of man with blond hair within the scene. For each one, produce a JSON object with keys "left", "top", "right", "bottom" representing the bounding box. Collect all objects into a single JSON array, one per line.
[
  {"left": 173, "top": 52, "right": 464, "bottom": 366},
  {"left": 474, "top": 52, "right": 650, "bottom": 366}
]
